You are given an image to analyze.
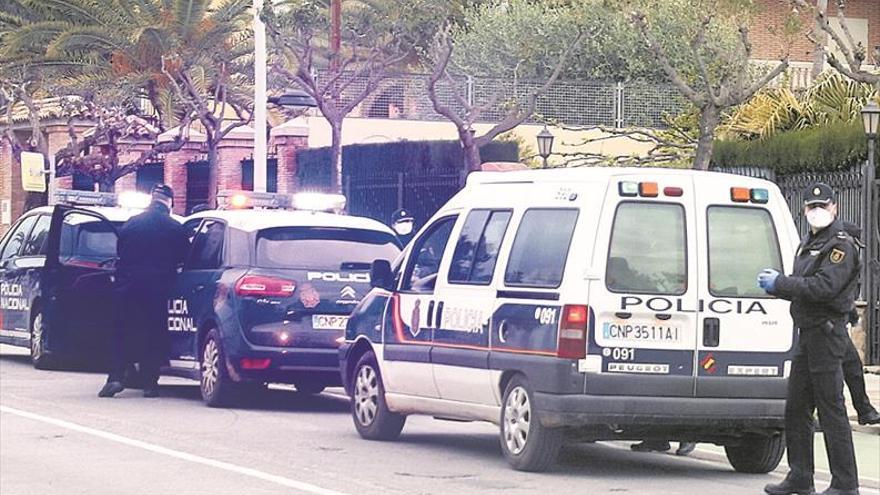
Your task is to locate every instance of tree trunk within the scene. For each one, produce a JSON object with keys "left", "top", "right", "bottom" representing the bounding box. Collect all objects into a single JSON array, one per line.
[
  {"left": 207, "top": 143, "right": 220, "bottom": 207},
  {"left": 330, "top": 121, "right": 343, "bottom": 194},
  {"left": 693, "top": 106, "right": 720, "bottom": 171},
  {"left": 813, "top": 0, "right": 829, "bottom": 79},
  {"left": 98, "top": 178, "right": 115, "bottom": 193},
  {"left": 460, "top": 130, "right": 482, "bottom": 172}
]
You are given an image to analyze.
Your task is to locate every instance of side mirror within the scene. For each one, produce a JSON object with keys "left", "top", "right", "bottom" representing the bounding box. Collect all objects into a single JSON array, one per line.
[{"left": 370, "top": 259, "right": 394, "bottom": 291}]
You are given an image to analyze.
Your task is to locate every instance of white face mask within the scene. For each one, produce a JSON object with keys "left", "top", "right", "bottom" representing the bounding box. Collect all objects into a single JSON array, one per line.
[{"left": 806, "top": 207, "right": 834, "bottom": 230}]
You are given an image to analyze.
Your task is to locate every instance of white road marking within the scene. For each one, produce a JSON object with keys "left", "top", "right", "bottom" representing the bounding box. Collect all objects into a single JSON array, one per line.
[{"left": 0, "top": 405, "right": 350, "bottom": 495}]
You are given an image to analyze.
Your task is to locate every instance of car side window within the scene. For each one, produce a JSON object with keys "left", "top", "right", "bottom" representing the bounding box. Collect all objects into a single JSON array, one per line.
[
  {"left": 504, "top": 209, "right": 578, "bottom": 289},
  {"left": 401, "top": 216, "right": 457, "bottom": 293},
  {"left": 449, "top": 209, "right": 512, "bottom": 285},
  {"left": 182, "top": 219, "right": 203, "bottom": 242},
  {"left": 186, "top": 220, "right": 225, "bottom": 270},
  {"left": 0, "top": 215, "right": 38, "bottom": 262},
  {"left": 21, "top": 215, "right": 51, "bottom": 256}
]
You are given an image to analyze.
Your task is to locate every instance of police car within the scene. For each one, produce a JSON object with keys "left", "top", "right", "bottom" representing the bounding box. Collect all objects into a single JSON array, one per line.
[
  {"left": 164, "top": 191, "right": 402, "bottom": 407},
  {"left": 340, "top": 167, "right": 799, "bottom": 472},
  {"left": 0, "top": 190, "right": 171, "bottom": 369}
]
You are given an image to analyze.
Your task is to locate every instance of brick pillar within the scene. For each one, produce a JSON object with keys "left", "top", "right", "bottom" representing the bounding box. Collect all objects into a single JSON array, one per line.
[
  {"left": 46, "top": 124, "right": 87, "bottom": 192},
  {"left": 164, "top": 143, "right": 201, "bottom": 215},
  {"left": 270, "top": 120, "right": 309, "bottom": 194},
  {"left": 1, "top": 140, "right": 14, "bottom": 237}
]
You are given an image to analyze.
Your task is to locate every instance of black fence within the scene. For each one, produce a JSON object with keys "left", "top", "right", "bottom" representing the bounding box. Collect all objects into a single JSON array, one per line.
[
  {"left": 343, "top": 171, "right": 466, "bottom": 227},
  {"left": 719, "top": 165, "right": 879, "bottom": 365}
]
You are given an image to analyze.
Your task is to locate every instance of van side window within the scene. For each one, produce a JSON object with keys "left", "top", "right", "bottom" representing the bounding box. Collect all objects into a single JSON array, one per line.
[
  {"left": 449, "top": 210, "right": 512, "bottom": 285},
  {"left": 504, "top": 209, "right": 578, "bottom": 289},
  {"left": 606, "top": 202, "right": 686, "bottom": 295},
  {"left": 402, "top": 216, "right": 457, "bottom": 293},
  {"left": 708, "top": 206, "right": 782, "bottom": 297}
]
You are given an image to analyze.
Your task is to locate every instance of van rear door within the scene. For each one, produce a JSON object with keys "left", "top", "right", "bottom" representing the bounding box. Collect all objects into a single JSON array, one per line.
[
  {"left": 587, "top": 175, "right": 699, "bottom": 397},
  {"left": 693, "top": 179, "right": 796, "bottom": 399}
]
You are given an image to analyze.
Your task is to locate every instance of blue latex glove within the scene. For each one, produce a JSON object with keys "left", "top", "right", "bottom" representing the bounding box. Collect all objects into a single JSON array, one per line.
[{"left": 757, "top": 268, "right": 780, "bottom": 292}]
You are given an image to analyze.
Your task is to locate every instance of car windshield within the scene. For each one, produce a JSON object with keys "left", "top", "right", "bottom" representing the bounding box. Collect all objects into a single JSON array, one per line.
[{"left": 256, "top": 227, "right": 400, "bottom": 270}]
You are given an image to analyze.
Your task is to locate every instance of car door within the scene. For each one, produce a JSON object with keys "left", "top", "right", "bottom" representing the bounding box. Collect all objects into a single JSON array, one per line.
[
  {"left": 44, "top": 206, "right": 119, "bottom": 360},
  {"left": 693, "top": 181, "right": 796, "bottom": 398},
  {"left": 167, "top": 218, "right": 226, "bottom": 372},
  {"left": 0, "top": 214, "right": 41, "bottom": 343},
  {"left": 432, "top": 209, "right": 513, "bottom": 405},
  {"left": 587, "top": 175, "right": 699, "bottom": 397},
  {"left": 381, "top": 214, "right": 458, "bottom": 399}
]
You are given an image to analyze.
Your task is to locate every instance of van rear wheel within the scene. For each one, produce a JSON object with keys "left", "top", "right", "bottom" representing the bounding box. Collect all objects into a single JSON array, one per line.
[
  {"left": 724, "top": 433, "right": 785, "bottom": 473},
  {"left": 500, "top": 374, "right": 562, "bottom": 472},
  {"left": 351, "top": 351, "right": 405, "bottom": 440}
]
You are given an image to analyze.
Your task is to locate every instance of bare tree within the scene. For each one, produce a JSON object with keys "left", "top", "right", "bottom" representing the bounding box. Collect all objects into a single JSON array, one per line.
[
  {"left": 631, "top": 11, "right": 790, "bottom": 170},
  {"left": 262, "top": 3, "right": 417, "bottom": 194},
  {"left": 793, "top": 0, "right": 880, "bottom": 86},
  {"left": 0, "top": 76, "right": 51, "bottom": 209},
  {"left": 426, "top": 28, "right": 584, "bottom": 172}
]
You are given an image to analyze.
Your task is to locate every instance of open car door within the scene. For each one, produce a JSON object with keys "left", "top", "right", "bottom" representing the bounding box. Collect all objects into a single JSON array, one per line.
[{"left": 43, "top": 206, "right": 119, "bottom": 365}]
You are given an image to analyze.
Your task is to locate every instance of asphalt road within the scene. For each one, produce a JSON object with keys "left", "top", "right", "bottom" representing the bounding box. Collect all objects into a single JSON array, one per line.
[{"left": 1, "top": 344, "right": 878, "bottom": 495}]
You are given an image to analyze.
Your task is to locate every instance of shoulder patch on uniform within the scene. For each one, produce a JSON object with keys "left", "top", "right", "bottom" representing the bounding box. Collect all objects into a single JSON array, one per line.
[{"left": 830, "top": 248, "right": 846, "bottom": 264}]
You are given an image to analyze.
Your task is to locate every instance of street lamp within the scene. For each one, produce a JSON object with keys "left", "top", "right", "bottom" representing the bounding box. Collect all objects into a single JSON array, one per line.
[
  {"left": 269, "top": 90, "right": 318, "bottom": 109},
  {"left": 536, "top": 126, "right": 555, "bottom": 169},
  {"left": 860, "top": 101, "right": 879, "bottom": 353}
]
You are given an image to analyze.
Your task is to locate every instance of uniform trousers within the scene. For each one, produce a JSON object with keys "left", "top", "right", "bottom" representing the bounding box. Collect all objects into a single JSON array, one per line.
[{"left": 106, "top": 286, "right": 168, "bottom": 388}]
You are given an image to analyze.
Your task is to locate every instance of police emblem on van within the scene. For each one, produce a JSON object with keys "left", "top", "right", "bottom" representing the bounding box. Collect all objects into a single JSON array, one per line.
[{"left": 410, "top": 300, "right": 421, "bottom": 337}]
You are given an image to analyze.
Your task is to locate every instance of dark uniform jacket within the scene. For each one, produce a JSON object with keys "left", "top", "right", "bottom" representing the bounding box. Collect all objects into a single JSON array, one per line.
[
  {"left": 115, "top": 202, "right": 190, "bottom": 297},
  {"left": 770, "top": 218, "right": 860, "bottom": 370}
]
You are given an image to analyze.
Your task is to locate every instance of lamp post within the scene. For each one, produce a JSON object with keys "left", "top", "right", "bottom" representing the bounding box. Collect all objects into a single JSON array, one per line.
[
  {"left": 536, "top": 126, "right": 555, "bottom": 169},
  {"left": 860, "top": 101, "right": 879, "bottom": 362}
]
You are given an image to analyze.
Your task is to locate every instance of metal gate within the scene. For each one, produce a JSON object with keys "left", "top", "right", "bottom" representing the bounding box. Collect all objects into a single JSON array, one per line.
[{"left": 343, "top": 171, "right": 465, "bottom": 227}]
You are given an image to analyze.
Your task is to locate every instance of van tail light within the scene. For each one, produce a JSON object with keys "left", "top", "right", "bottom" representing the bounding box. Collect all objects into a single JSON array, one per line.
[
  {"left": 235, "top": 275, "right": 296, "bottom": 297},
  {"left": 558, "top": 305, "right": 589, "bottom": 360}
]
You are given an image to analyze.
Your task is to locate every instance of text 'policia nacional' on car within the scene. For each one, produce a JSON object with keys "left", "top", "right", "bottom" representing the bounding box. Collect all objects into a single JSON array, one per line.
[
  {"left": 167, "top": 191, "right": 403, "bottom": 407},
  {"left": 340, "top": 166, "right": 800, "bottom": 472},
  {"left": 0, "top": 190, "right": 174, "bottom": 369}
]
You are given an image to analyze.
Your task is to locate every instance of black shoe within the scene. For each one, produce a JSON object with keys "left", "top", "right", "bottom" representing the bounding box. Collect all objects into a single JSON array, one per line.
[
  {"left": 857, "top": 408, "right": 880, "bottom": 425},
  {"left": 142, "top": 387, "right": 159, "bottom": 398},
  {"left": 675, "top": 442, "right": 696, "bottom": 456},
  {"left": 765, "top": 478, "right": 815, "bottom": 495},
  {"left": 818, "top": 488, "right": 859, "bottom": 495},
  {"left": 631, "top": 440, "right": 671, "bottom": 452},
  {"left": 98, "top": 381, "right": 124, "bottom": 398}
]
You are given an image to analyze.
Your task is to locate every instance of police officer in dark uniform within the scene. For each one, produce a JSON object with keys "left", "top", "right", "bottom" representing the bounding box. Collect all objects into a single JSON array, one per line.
[
  {"left": 390, "top": 208, "right": 415, "bottom": 245},
  {"left": 98, "top": 184, "right": 190, "bottom": 398},
  {"left": 759, "top": 183, "right": 860, "bottom": 495}
]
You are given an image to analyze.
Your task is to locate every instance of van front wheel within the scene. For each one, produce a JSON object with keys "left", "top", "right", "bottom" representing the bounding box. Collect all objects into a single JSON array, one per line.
[
  {"left": 351, "top": 351, "right": 405, "bottom": 440},
  {"left": 724, "top": 433, "right": 785, "bottom": 473},
  {"left": 499, "top": 374, "right": 562, "bottom": 472}
]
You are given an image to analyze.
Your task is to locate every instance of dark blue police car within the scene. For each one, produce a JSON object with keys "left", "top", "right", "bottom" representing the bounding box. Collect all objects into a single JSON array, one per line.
[
  {"left": 165, "top": 192, "right": 402, "bottom": 407},
  {"left": 0, "top": 190, "right": 167, "bottom": 368}
]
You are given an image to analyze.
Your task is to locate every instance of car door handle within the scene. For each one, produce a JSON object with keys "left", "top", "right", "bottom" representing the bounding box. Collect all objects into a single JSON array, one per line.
[
  {"left": 426, "top": 301, "right": 435, "bottom": 329},
  {"left": 703, "top": 318, "right": 720, "bottom": 347},
  {"left": 655, "top": 313, "right": 672, "bottom": 321},
  {"left": 614, "top": 312, "right": 632, "bottom": 319},
  {"left": 193, "top": 284, "right": 205, "bottom": 293},
  {"left": 497, "top": 319, "right": 509, "bottom": 344}
]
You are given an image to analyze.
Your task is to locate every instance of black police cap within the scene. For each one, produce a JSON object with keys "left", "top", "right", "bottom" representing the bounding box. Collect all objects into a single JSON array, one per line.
[
  {"left": 151, "top": 183, "right": 174, "bottom": 199},
  {"left": 392, "top": 208, "right": 413, "bottom": 221},
  {"left": 803, "top": 182, "right": 835, "bottom": 206}
]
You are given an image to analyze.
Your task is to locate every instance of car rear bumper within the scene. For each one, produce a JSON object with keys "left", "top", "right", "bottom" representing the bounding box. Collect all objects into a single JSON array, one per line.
[
  {"left": 535, "top": 392, "right": 785, "bottom": 429},
  {"left": 228, "top": 346, "right": 342, "bottom": 386}
]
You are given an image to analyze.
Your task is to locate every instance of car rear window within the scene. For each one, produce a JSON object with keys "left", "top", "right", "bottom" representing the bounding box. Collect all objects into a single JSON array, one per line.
[
  {"left": 708, "top": 206, "right": 782, "bottom": 298},
  {"left": 256, "top": 227, "right": 400, "bottom": 269}
]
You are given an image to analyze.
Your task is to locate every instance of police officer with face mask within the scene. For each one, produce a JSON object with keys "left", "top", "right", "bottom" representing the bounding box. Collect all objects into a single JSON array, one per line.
[
  {"left": 759, "top": 183, "right": 860, "bottom": 495},
  {"left": 98, "top": 184, "right": 190, "bottom": 399}
]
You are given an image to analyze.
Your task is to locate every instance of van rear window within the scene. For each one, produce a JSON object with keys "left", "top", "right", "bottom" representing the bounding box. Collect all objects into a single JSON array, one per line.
[
  {"left": 256, "top": 227, "right": 400, "bottom": 269},
  {"left": 504, "top": 209, "right": 578, "bottom": 289},
  {"left": 708, "top": 206, "right": 782, "bottom": 297},
  {"left": 607, "top": 202, "right": 686, "bottom": 295}
]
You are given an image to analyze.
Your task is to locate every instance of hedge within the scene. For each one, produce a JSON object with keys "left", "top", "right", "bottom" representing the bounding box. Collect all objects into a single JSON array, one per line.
[
  {"left": 711, "top": 122, "right": 870, "bottom": 174},
  {"left": 297, "top": 140, "right": 519, "bottom": 188}
]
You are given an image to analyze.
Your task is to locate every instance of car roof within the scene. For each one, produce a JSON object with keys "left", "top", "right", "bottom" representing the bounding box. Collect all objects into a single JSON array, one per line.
[
  {"left": 27, "top": 206, "right": 183, "bottom": 223},
  {"left": 466, "top": 166, "right": 776, "bottom": 188},
  {"left": 185, "top": 209, "right": 396, "bottom": 235}
]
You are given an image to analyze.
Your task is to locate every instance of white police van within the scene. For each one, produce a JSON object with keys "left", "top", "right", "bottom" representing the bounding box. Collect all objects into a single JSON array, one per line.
[{"left": 340, "top": 167, "right": 799, "bottom": 472}]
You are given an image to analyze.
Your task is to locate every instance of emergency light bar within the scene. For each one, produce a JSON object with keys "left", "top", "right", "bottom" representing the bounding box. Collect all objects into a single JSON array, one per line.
[
  {"left": 217, "top": 190, "right": 293, "bottom": 210},
  {"left": 117, "top": 191, "right": 152, "bottom": 209},
  {"left": 292, "top": 192, "right": 346, "bottom": 213},
  {"left": 618, "top": 181, "right": 684, "bottom": 198},
  {"left": 731, "top": 187, "right": 769, "bottom": 204},
  {"left": 54, "top": 189, "right": 117, "bottom": 207}
]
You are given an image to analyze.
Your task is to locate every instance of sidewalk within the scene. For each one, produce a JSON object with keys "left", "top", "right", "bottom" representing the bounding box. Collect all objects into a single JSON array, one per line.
[{"left": 849, "top": 367, "right": 880, "bottom": 435}]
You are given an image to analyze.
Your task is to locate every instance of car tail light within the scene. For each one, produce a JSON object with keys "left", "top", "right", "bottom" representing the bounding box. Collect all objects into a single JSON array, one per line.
[
  {"left": 235, "top": 275, "right": 296, "bottom": 297},
  {"left": 558, "top": 305, "right": 588, "bottom": 360},
  {"left": 240, "top": 358, "right": 271, "bottom": 370}
]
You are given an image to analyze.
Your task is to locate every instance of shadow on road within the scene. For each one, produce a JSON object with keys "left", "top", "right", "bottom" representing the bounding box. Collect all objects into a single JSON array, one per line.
[{"left": 156, "top": 384, "right": 351, "bottom": 414}]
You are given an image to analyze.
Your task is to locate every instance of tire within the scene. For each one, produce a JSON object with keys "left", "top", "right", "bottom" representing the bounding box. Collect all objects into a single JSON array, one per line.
[
  {"left": 200, "top": 329, "right": 237, "bottom": 407},
  {"left": 499, "top": 374, "right": 562, "bottom": 472},
  {"left": 294, "top": 380, "right": 326, "bottom": 395},
  {"left": 350, "top": 351, "right": 405, "bottom": 440},
  {"left": 30, "top": 309, "right": 55, "bottom": 370},
  {"left": 724, "top": 433, "right": 785, "bottom": 473}
]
